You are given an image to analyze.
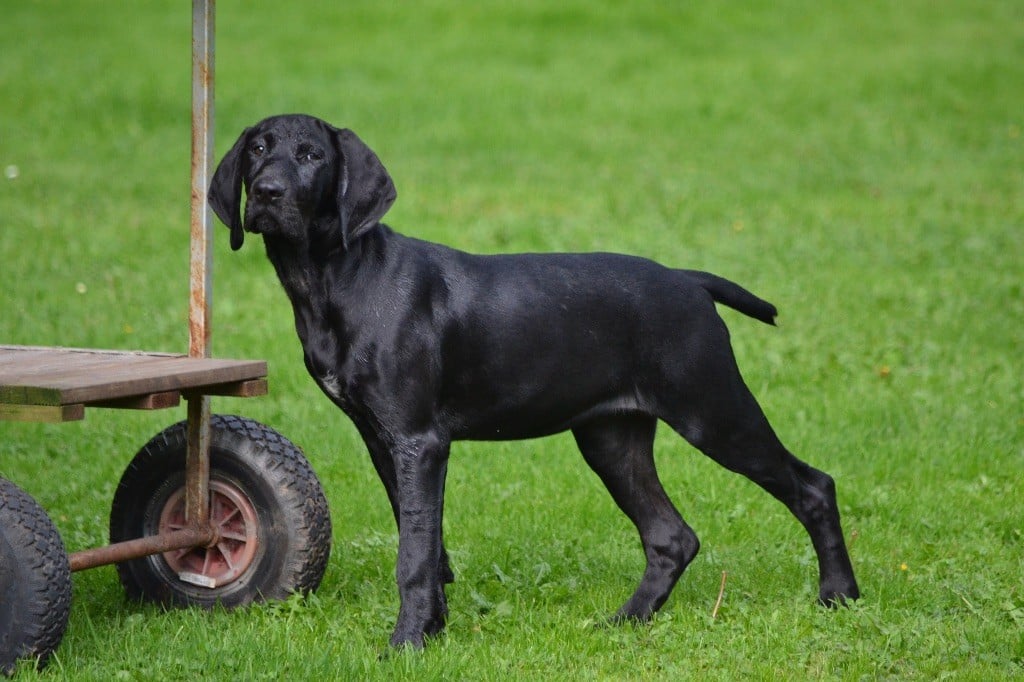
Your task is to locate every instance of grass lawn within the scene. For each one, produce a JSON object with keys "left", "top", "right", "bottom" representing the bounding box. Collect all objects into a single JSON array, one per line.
[{"left": 2, "top": 0, "right": 1021, "bottom": 678}]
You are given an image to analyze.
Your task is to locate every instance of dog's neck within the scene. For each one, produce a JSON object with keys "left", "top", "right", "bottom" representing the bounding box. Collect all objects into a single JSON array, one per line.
[
  {"left": 262, "top": 217, "right": 359, "bottom": 305},
  {"left": 261, "top": 223, "right": 388, "bottom": 389},
  {"left": 264, "top": 237, "right": 338, "bottom": 326}
]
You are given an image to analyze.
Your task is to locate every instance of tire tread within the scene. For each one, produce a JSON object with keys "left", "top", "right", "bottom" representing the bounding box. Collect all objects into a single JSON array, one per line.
[
  {"left": 109, "top": 415, "right": 331, "bottom": 607},
  {"left": 0, "top": 478, "right": 72, "bottom": 674}
]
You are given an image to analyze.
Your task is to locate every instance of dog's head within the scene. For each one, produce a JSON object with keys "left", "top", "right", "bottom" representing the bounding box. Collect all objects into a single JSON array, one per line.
[{"left": 209, "top": 114, "right": 396, "bottom": 251}]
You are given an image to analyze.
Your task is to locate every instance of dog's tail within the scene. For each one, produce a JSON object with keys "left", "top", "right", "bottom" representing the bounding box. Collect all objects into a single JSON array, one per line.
[{"left": 684, "top": 270, "right": 778, "bottom": 325}]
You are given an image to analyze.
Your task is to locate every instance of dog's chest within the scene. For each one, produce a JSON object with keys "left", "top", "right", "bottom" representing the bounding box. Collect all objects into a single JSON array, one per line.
[
  {"left": 315, "top": 369, "right": 346, "bottom": 404},
  {"left": 301, "top": 331, "right": 348, "bottom": 401},
  {"left": 289, "top": 297, "right": 349, "bottom": 407},
  {"left": 306, "top": 349, "right": 357, "bottom": 413}
]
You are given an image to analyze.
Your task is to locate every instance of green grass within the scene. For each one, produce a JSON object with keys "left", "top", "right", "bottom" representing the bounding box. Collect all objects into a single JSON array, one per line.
[{"left": 2, "top": 0, "right": 1021, "bottom": 678}]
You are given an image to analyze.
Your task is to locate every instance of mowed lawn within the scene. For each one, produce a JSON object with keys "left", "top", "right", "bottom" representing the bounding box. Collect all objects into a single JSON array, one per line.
[{"left": 1, "top": 1, "right": 1021, "bottom": 679}]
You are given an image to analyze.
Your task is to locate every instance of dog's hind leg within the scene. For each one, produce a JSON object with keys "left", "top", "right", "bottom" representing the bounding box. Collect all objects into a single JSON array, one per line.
[
  {"left": 572, "top": 414, "right": 700, "bottom": 622},
  {"left": 666, "top": 375, "right": 860, "bottom": 605}
]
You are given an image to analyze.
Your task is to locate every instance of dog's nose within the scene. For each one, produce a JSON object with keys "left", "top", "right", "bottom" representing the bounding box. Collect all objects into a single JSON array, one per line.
[{"left": 251, "top": 177, "right": 285, "bottom": 204}]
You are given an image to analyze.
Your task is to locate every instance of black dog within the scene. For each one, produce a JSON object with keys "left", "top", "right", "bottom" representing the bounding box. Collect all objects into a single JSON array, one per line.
[{"left": 209, "top": 114, "right": 859, "bottom": 648}]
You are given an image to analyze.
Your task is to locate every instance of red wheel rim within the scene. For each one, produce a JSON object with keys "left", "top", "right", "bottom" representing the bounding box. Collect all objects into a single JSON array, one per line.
[{"left": 158, "top": 480, "right": 259, "bottom": 588}]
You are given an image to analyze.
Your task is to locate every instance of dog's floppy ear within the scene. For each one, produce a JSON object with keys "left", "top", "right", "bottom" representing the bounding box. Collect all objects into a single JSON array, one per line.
[
  {"left": 209, "top": 126, "right": 252, "bottom": 251},
  {"left": 332, "top": 127, "right": 396, "bottom": 248}
]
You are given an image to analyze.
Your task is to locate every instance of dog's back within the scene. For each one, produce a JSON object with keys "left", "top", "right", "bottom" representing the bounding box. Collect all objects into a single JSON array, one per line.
[{"left": 378, "top": 234, "right": 773, "bottom": 441}]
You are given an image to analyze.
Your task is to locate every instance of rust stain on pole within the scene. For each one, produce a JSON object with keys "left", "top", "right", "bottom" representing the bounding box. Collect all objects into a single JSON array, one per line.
[
  {"left": 187, "top": 0, "right": 215, "bottom": 527},
  {"left": 185, "top": 395, "right": 212, "bottom": 525},
  {"left": 189, "top": 0, "right": 215, "bottom": 361}
]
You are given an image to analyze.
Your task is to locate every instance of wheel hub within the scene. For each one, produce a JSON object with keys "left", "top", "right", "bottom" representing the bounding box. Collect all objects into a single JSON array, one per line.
[{"left": 157, "top": 480, "right": 259, "bottom": 588}]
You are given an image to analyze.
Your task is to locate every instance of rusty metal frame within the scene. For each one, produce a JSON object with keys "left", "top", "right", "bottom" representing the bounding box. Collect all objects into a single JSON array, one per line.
[
  {"left": 67, "top": 0, "right": 219, "bottom": 572},
  {"left": 186, "top": 0, "right": 215, "bottom": 531}
]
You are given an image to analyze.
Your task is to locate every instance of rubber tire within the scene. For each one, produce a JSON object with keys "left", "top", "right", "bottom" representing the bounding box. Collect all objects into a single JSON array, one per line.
[
  {"left": 109, "top": 415, "right": 331, "bottom": 608},
  {"left": 0, "top": 478, "right": 72, "bottom": 675}
]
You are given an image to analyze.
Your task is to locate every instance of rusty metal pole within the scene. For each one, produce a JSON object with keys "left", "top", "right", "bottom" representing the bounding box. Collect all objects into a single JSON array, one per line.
[
  {"left": 186, "top": 0, "right": 215, "bottom": 527},
  {"left": 70, "top": 527, "right": 215, "bottom": 573}
]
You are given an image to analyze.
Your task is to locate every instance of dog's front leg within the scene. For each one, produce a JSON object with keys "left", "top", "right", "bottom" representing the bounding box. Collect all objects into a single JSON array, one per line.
[
  {"left": 389, "top": 431, "right": 451, "bottom": 649},
  {"left": 358, "top": 424, "right": 456, "bottom": 588}
]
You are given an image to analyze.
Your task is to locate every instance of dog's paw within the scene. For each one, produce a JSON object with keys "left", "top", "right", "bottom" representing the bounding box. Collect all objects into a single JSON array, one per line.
[
  {"left": 818, "top": 584, "right": 861, "bottom": 608},
  {"left": 600, "top": 610, "right": 654, "bottom": 629},
  {"left": 387, "top": 613, "right": 446, "bottom": 651}
]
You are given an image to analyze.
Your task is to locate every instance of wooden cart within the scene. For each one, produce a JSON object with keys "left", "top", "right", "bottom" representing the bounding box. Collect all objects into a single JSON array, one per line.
[{"left": 0, "top": 3, "right": 331, "bottom": 674}]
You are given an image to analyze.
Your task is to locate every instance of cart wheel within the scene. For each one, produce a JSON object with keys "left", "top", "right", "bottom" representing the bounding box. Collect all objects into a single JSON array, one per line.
[
  {"left": 0, "top": 478, "right": 72, "bottom": 675},
  {"left": 109, "top": 415, "right": 331, "bottom": 608}
]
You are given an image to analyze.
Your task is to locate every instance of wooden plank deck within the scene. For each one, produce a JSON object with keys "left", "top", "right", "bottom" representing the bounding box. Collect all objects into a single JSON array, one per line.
[{"left": 0, "top": 345, "right": 267, "bottom": 422}]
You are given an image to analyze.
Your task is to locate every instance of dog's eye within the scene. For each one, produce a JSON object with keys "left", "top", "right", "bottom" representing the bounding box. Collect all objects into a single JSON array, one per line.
[
  {"left": 251, "top": 143, "right": 266, "bottom": 157},
  {"left": 298, "top": 148, "right": 323, "bottom": 163}
]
